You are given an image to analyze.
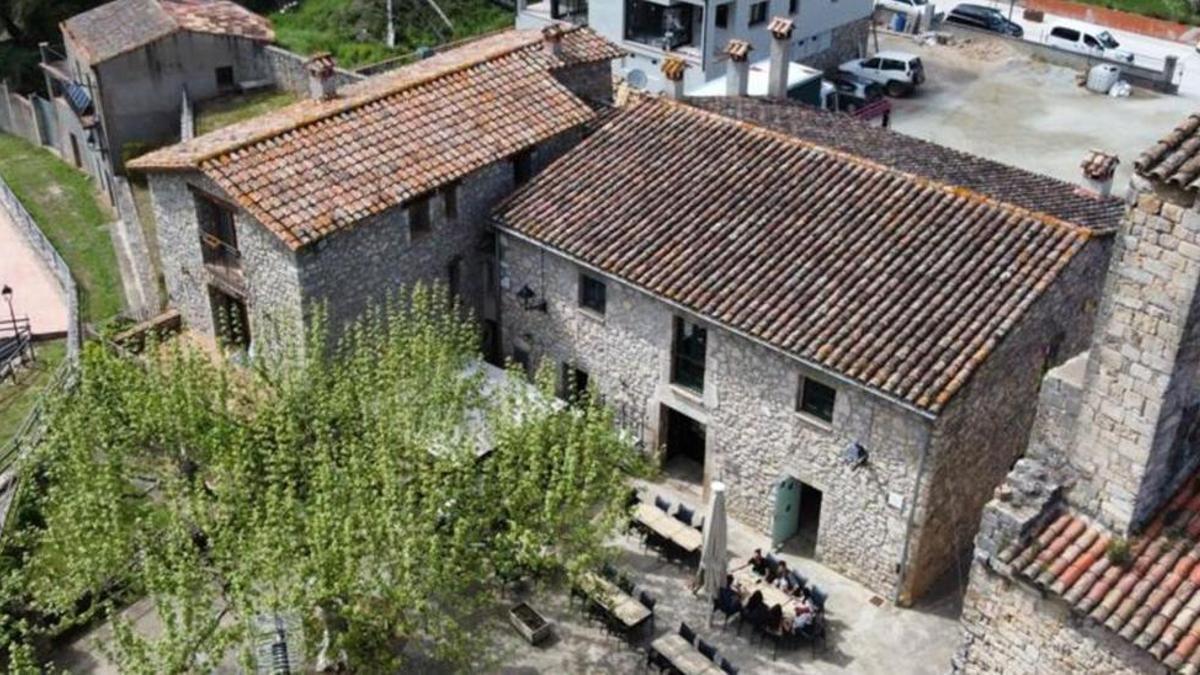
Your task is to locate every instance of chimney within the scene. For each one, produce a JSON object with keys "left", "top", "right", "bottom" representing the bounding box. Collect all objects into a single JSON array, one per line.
[
  {"left": 766, "top": 17, "right": 794, "bottom": 99},
  {"left": 724, "top": 40, "right": 752, "bottom": 97},
  {"left": 305, "top": 53, "right": 338, "bottom": 101},
  {"left": 542, "top": 23, "right": 565, "bottom": 58},
  {"left": 1080, "top": 149, "right": 1119, "bottom": 198},
  {"left": 661, "top": 56, "right": 688, "bottom": 99}
]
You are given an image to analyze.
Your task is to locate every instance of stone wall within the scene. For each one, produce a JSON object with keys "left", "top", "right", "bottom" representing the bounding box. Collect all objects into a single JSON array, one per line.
[
  {"left": 262, "top": 45, "right": 364, "bottom": 98},
  {"left": 0, "top": 83, "right": 43, "bottom": 147},
  {"left": 497, "top": 232, "right": 934, "bottom": 597},
  {"left": 551, "top": 62, "right": 615, "bottom": 104},
  {"left": 1070, "top": 177, "right": 1200, "bottom": 533},
  {"left": 901, "top": 236, "right": 1112, "bottom": 602},
  {"left": 800, "top": 17, "right": 870, "bottom": 73},
  {"left": 955, "top": 559, "right": 1161, "bottom": 674}
]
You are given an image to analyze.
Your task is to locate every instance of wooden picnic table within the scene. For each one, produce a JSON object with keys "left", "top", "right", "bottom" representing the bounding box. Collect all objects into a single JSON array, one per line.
[
  {"left": 635, "top": 502, "right": 703, "bottom": 553},
  {"left": 652, "top": 634, "right": 724, "bottom": 675},
  {"left": 582, "top": 573, "right": 651, "bottom": 628}
]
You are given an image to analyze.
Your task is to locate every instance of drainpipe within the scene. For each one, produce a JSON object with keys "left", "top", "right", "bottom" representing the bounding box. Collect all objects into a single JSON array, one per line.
[{"left": 894, "top": 424, "right": 933, "bottom": 606}]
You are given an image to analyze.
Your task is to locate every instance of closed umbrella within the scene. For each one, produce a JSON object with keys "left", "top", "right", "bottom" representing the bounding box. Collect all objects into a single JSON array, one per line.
[{"left": 698, "top": 481, "right": 728, "bottom": 601}]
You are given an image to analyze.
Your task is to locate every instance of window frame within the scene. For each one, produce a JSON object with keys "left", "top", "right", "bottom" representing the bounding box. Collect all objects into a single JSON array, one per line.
[
  {"left": 442, "top": 181, "right": 459, "bottom": 220},
  {"left": 748, "top": 0, "right": 768, "bottom": 25},
  {"left": 578, "top": 272, "right": 607, "bottom": 315},
  {"left": 670, "top": 316, "right": 707, "bottom": 393},
  {"left": 408, "top": 195, "right": 431, "bottom": 240},
  {"left": 788, "top": 0, "right": 798, "bottom": 13},
  {"left": 715, "top": 2, "right": 731, "bottom": 28},
  {"left": 797, "top": 376, "right": 837, "bottom": 424}
]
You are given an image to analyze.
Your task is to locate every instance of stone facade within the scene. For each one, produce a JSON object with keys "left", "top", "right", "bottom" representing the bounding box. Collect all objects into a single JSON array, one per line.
[
  {"left": 798, "top": 17, "right": 870, "bottom": 73},
  {"left": 149, "top": 131, "right": 582, "bottom": 353},
  {"left": 956, "top": 564, "right": 1162, "bottom": 674},
  {"left": 1068, "top": 176, "right": 1200, "bottom": 534},
  {"left": 496, "top": 229, "right": 1110, "bottom": 601}
]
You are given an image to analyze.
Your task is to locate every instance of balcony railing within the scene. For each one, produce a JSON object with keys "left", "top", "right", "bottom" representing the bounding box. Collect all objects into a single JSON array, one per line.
[{"left": 201, "top": 232, "right": 244, "bottom": 286}]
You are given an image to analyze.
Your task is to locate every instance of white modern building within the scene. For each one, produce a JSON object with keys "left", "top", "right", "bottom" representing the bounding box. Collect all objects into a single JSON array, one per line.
[{"left": 516, "top": 0, "right": 872, "bottom": 93}]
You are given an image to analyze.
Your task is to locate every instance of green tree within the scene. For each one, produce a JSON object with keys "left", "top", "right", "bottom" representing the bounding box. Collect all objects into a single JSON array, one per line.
[{"left": 3, "top": 285, "right": 641, "bottom": 672}]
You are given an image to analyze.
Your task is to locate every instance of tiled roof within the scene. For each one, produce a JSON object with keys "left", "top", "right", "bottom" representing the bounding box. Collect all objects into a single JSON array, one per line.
[
  {"left": 129, "top": 27, "right": 621, "bottom": 249},
  {"left": 63, "top": 0, "right": 272, "bottom": 65},
  {"left": 1136, "top": 113, "right": 1200, "bottom": 191},
  {"left": 1000, "top": 475, "right": 1200, "bottom": 673},
  {"left": 684, "top": 97, "right": 1124, "bottom": 232},
  {"left": 493, "top": 97, "right": 1096, "bottom": 413}
]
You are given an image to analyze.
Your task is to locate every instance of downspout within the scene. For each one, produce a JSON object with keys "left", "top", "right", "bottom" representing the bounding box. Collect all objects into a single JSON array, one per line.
[{"left": 894, "top": 423, "right": 933, "bottom": 606}]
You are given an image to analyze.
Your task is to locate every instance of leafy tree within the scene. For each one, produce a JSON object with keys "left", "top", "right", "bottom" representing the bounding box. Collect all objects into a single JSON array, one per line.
[{"left": 2, "top": 285, "right": 641, "bottom": 672}]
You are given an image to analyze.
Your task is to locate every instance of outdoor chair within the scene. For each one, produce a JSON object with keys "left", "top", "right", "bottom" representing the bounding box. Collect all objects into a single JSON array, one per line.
[
  {"left": 765, "top": 552, "right": 779, "bottom": 570},
  {"left": 655, "top": 495, "right": 672, "bottom": 512},
  {"left": 809, "top": 585, "right": 828, "bottom": 612},
  {"left": 602, "top": 562, "right": 619, "bottom": 580},
  {"left": 679, "top": 622, "right": 698, "bottom": 646},
  {"left": 639, "top": 589, "right": 657, "bottom": 611},
  {"left": 618, "top": 575, "right": 636, "bottom": 595},
  {"left": 697, "top": 638, "right": 716, "bottom": 660},
  {"left": 720, "top": 658, "right": 739, "bottom": 675},
  {"left": 710, "top": 589, "right": 741, "bottom": 628},
  {"left": 760, "top": 621, "right": 785, "bottom": 660},
  {"left": 674, "top": 504, "right": 695, "bottom": 527},
  {"left": 738, "top": 603, "right": 768, "bottom": 639},
  {"left": 787, "top": 571, "right": 806, "bottom": 591},
  {"left": 647, "top": 646, "right": 674, "bottom": 673},
  {"left": 693, "top": 515, "right": 705, "bottom": 532}
]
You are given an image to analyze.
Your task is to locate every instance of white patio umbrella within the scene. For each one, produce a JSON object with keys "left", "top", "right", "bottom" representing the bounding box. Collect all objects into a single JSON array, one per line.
[{"left": 697, "top": 481, "right": 728, "bottom": 602}]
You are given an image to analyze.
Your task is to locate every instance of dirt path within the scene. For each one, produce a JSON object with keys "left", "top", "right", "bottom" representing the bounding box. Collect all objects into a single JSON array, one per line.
[{"left": 0, "top": 202, "right": 67, "bottom": 336}]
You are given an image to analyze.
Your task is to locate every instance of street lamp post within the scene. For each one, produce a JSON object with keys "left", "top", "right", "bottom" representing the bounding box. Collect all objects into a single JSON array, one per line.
[{"left": 1, "top": 285, "right": 33, "bottom": 363}]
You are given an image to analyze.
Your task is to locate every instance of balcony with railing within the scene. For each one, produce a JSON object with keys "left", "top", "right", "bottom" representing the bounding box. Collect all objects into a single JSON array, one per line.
[{"left": 201, "top": 232, "right": 244, "bottom": 290}]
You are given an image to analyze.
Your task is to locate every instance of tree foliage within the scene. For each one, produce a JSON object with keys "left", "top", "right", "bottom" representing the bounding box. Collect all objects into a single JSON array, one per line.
[{"left": 2, "top": 285, "right": 641, "bottom": 672}]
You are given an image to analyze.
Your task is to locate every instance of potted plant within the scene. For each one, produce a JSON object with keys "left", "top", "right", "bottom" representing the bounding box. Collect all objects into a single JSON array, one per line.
[{"left": 509, "top": 601, "right": 553, "bottom": 645}]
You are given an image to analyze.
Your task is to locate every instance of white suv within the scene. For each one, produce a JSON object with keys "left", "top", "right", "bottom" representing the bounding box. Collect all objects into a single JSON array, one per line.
[
  {"left": 1046, "top": 25, "right": 1135, "bottom": 63},
  {"left": 875, "top": 0, "right": 929, "bottom": 15},
  {"left": 839, "top": 51, "right": 926, "bottom": 97}
]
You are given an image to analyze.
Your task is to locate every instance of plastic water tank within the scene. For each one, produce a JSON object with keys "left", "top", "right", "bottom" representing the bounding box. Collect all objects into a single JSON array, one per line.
[
  {"left": 891, "top": 12, "right": 907, "bottom": 32},
  {"left": 1086, "top": 64, "right": 1121, "bottom": 93}
]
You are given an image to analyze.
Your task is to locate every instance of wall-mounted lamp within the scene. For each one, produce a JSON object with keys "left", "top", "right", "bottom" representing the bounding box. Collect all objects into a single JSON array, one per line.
[
  {"left": 516, "top": 285, "right": 547, "bottom": 313},
  {"left": 842, "top": 441, "right": 868, "bottom": 469}
]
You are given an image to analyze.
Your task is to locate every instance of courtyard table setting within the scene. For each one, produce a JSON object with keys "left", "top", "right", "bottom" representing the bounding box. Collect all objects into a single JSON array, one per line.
[
  {"left": 632, "top": 494, "right": 704, "bottom": 563},
  {"left": 649, "top": 623, "right": 739, "bottom": 674}
]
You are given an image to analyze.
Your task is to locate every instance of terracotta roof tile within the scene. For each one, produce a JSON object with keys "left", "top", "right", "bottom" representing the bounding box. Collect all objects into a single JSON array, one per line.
[
  {"left": 1007, "top": 473, "right": 1200, "bottom": 672},
  {"left": 1136, "top": 113, "right": 1200, "bottom": 190},
  {"left": 63, "top": 0, "right": 272, "bottom": 65},
  {"left": 129, "top": 26, "right": 620, "bottom": 249},
  {"left": 493, "top": 98, "right": 1096, "bottom": 412}
]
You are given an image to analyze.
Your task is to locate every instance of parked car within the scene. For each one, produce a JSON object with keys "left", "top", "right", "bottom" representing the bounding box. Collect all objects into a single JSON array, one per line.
[
  {"left": 1046, "top": 25, "right": 1135, "bottom": 62},
  {"left": 944, "top": 4, "right": 1023, "bottom": 38},
  {"left": 839, "top": 52, "right": 925, "bottom": 97},
  {"left": 823, "top": 74, "right": 885, "bottom": 112},
  {"left": 876, "top": 0, "right": 929, "bottom": 15}
]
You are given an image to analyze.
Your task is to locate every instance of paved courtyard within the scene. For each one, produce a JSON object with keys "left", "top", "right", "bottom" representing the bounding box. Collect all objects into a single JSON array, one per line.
[
  {"left": 0, "top": 201, "right": 67, "bottom": 337},
  {"left": 878, "top": 31, "right": 1198, "bottom": 190}
]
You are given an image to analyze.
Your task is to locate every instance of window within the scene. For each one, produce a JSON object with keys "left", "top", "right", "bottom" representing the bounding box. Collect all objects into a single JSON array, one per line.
[
  {"left": 409, "top": 196, "right": 431, "bottom": 239},
  {"left": 215, "top": 66, "right": 235, "bottom": 90},
  {"left": 798, "top": 377, "right": 836, "bottom": 423},
  {"left": 447, "top": 256, "right": 462, "bottom": 299},
  {"left": 561, "top": 363, "right": 590, "bottom": 402},
  {"left": 195, "top": 192, "right": 240, "bottom": 271},
  {"left": 442, "top": 182, "right": 458, "bottom": 219},
  {"left": 671, "top": 317, "right": 707, "bottom": 393},
  {"left": 513, "top": 150, "right": 533, "bottom": 185},
  {"left": 788, "top": 0, "right": 797, "bottom": 13},
  {"left": 578, "top": 273, "right": 606, "bottom": 315},
  {"left": 1050, "top": 26, "right": 1080, "bottom": 41},
  {"left": 625, "top": 0, "right": 698, "bottom": 49},
  {"left": 715, "top": 3, "right": 730, "bottom": 28},
  {"left": 749, "top": 1, "right": 768, "bottom": 25},
  {"left": 861, "top": 57, "right": 881, "bottom": 69},
  {"left": 1083, "top": 34, "right": 1100, "bottom": 48},
  {"left": 512, "top": 345, "right": 532, "bottom": 375}
]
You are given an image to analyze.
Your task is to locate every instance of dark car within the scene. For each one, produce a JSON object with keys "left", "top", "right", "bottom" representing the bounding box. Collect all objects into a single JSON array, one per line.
[
  {"left": 827, "top": 74, "right": 885, "bottom": 112},
  {"left": 945, "top": 4, "right": 1024, "bottom": 38}
]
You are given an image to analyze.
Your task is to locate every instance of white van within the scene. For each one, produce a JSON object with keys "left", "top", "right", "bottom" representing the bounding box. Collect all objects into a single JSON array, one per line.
[
  {"left": 1046, "top": 25, "right": 1135, "bottom": 62},
  {"left": 688, "top": 59, "right": 824, "bottom": 104}
]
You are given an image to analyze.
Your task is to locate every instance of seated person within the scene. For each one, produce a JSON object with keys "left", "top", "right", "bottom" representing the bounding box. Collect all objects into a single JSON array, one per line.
[
  {"left": 716, "top": 578, "right": 742, "bottom": 614},
  {"left": 744, "top": 589, "right": 764, "bottom": 615},
  {"left": 743, "top": 548, "right": 769, "bottom": 576},
  {"left": 791, "top": 605, "right": 814, "bottom": 634},
  {"left": 769, "top": 561, "right": 794, "bottom": 590},
  {"left": 791, "top": 582, "right": 810, "bottom": 601},
  {"left": 766, "top": 603, "right": 784, "bottom": 633}
]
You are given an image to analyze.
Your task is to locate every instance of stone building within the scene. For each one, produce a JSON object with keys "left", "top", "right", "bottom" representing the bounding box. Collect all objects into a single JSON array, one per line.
[
  {"left": 515, "top": 0, "right": 869, "bottom": 93},
  {"left": 490, "top": 93, "right": 1124, "bottom": 603},
  {"left": 37, "top": 0, "right": 275, "bottom": 202},
  {"left": 127, "top": 26, "right": 622, "bottom": 355},
  {"left": 956, "top": 115, "right": 1200, "bottom": 673}
]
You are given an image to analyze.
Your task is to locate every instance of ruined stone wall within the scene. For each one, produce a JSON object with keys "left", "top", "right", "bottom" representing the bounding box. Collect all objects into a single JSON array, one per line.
[
  {"left": 902, "top": 236, "right": 1112, "bottom": 602},
  {"left": 955, "top": 560, "right": 1159, "bottom": 674},
  {"left": 498, "top": 233, "right": 932, "bottom": 598},
  {"left": 1071, "top": 177, "right": 1200, "bottom": 533}
]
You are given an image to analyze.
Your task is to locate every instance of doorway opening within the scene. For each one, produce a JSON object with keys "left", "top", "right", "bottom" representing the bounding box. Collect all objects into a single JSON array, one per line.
[
  {"left": 208, "top": 286, "right": 250, "bottom": 350},
  {"left": 662, "top": 405, "right": 705, "bottom": 486},
  {"left": 772, "top": 476, "right": 822, "bottom": 557}
]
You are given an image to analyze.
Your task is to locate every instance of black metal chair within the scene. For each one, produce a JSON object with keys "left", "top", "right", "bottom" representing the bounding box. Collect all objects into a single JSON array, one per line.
[
  {"left": 673, "top": 504, "right": 695, "bottom": 527},
  {"left": 679, "top": 622, "right": 697, "bottom": 646},
  {"left": 697, "top": 638, "right": 716, "bottom": 660},
  {"left": 710, "top": 589, "right": 742, "bottom": 629}
]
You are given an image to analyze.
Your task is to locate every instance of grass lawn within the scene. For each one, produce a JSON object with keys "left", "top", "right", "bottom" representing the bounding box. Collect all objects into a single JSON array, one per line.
[
  {"left": 0, "top": 340, "right": 66, "bottom": 451},
  {"left": 194, "top": 89, "right": 300, "bottom": 135},
  {"left": 1071, "top": 0, "right": 1200, "bottom": 24},
  {"left": 0, "top": 134, "right": 123, "bottom": 323},
  {"left": 271, "top": 0, "right": 513, "bottom": 70}
]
